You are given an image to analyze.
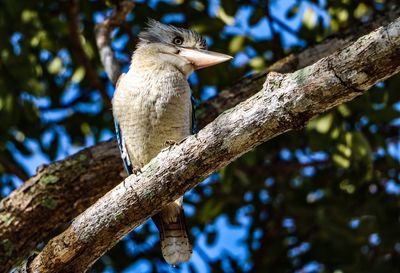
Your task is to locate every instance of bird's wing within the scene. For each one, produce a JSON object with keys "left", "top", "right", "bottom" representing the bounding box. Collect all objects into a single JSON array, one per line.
[
  {"left": 190, "top": 93, "right": 198, "bottom": 134},
  {"left": 114, "top": 119, "right": 133, "bottom": 175}
]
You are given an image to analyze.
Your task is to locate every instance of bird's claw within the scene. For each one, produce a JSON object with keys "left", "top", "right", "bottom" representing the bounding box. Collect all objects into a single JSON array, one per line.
[
  {"left": 165, "top": 140, "right": 177, "bottom": 146},
  {"left": 123, "top": 167, "right": 142, "bottom": 190},
  {"left": 161, "top": 140, "right": 177, "bottom": 151},
  {"left": 132, "top": 167, "right": 142, "bottom": 175}
]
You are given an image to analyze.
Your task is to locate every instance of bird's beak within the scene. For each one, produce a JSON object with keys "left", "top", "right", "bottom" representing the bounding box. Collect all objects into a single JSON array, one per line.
[{"left": 178, "top": 48, "right": 233, "bottom": 70}]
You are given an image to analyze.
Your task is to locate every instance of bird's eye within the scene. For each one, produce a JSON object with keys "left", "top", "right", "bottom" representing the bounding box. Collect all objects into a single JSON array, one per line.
[{"left": 173, "top": 36, "right": 184, "bottom": 45}]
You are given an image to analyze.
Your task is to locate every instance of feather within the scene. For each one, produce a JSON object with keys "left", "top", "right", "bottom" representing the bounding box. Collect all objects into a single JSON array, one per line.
[
  {"left": 137, "top": 19, "right": 207, "bottom": 50},
  {"left": 190, "top": 93, "right": 198, "bottom": 134},
  {"left": 152, "top": 201, "right": 192, "bottom": 265},
  {"left": 114, "top": 119, "right": 133, "bottom": 175}
]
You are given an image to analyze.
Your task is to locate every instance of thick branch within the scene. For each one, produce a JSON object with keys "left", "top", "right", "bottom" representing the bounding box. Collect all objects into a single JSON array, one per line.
[
  {"left": 94, "top": 1, "right": 134, "bottom": 85},
  {"left": 2, "top": 12, "right": 399, "bottom": 272},
  {"left": 66, "top": 0, "right": 112, "bottom": 107},
  {"left": 26, "top": 17, "right": 400, "bottom": 272},
  {"left": 0, "top": 141, "right": 124, "bottom": 272}
]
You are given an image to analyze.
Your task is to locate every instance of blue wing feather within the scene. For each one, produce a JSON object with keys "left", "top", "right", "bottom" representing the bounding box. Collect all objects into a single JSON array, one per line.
[
  {"left": 114, "top": 119, "right": 133, "bottom": 175},
  {"left": 190, "top": 94, "right": 198, "bottom": 134}
]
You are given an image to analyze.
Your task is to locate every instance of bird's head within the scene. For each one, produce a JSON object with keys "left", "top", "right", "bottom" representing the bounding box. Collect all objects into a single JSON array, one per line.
[{"left": 136, "top": 19, "right": 232, "bottom": 77}]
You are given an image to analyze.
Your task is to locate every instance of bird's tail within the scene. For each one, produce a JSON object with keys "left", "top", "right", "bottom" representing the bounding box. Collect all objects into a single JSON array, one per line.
[{"left": 152, "top": 200, "right": 192, "bottom": 265}]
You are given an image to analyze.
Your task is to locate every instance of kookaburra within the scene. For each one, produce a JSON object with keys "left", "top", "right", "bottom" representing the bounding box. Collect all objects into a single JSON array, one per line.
[{"left": 112, "top": 19, "right": 232, "bottom": 264}]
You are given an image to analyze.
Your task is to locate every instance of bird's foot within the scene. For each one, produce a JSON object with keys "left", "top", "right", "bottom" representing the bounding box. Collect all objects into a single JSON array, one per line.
[
  {"left": 161, "top": 140, "right": 177, "bottom": 152},
  {"left": 123, "top": 167, "right": 142, "bottom": 190},
  {"left": 164, "top": 140, "right": 177, "bottom": 146},
  {"left": 132, "top": 166, "right": 142, "bottom": 175}
]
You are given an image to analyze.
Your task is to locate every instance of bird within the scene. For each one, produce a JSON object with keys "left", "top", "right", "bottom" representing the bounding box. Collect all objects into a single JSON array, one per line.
[{"left": 112, "top": 19, "right": 232, "bottom": 264}]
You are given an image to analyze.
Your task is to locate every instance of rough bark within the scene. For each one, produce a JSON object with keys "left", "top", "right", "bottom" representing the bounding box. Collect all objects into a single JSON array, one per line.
[
  {"left": 2, "top": 11, "right": 399, "bottom": 272},
  {"left": 0, "top": 141, "right": 124, "bottom": 271},
  {"left": 24, "top": 17, "right": 400, "bottom": 273}
]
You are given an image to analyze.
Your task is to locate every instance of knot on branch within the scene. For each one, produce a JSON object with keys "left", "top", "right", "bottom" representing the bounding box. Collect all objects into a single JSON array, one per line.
[{"left": 263, "top": 71, "right": 285, "bottom": 93}]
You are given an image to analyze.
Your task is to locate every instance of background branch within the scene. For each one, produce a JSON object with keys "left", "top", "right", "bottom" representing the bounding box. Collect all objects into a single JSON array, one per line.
[
  {"left": 65, "top": 0, "right": 112, "bottom": 108},
  {"left": 0, "top": 154, "right": 29, "bottom": 181},
  {"left": 94, "top": 1, "right": 135, "bottom": 85},
  {"left": 24, "top": 17, "right": 400, "bottom": 272}
]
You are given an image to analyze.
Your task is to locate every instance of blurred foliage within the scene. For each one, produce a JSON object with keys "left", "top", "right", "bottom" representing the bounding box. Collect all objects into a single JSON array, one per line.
[{"left": 0, "top": 0, "right": 399, "bottom": 272}]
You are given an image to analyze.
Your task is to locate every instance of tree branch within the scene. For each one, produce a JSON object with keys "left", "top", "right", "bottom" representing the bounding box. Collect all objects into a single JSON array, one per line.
[
  {"left": 94, "top": 1, "right": 135, "bottom": 85},
  {"left": 264, "top": 0, "right": 285, "bottom": 59},
  {"left": 2, "top": 11, "right": 399, "bottom": 272},
  {"left": 0, "top": 154, "right": 29, "bottom": 181},
  {"left": 24, "top": 17, "right": 400, "bottom": 272},
  {"left": 0, "top": 141, "right": 124, "bottom": 272},
  {"left": 66, "top": 0, "right": 112, "bottom": 107}
]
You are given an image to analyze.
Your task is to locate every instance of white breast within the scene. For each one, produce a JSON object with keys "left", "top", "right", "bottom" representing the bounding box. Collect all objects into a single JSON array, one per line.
[{"left": 113, "top": 66, "right": 191, "bottom": 168}]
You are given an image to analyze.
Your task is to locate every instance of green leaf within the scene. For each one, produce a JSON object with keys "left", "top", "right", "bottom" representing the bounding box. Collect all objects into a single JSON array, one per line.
[
  {"left": 71, "top": 66, "right": 86, "bottom": 83},
  {"left": 354, "top": 3, "right": 369, "bottom": 19},
  {"left": 314, "top": 113, "right": 334, "bottom": 134},
  {"left": 333, "top": 154, "right": 350, "bottom": 168},
  {"left": 249, "top": 56, "right": 265, "bottom": 70},
  {"left": 47, "top": 57, "right": 63, "bottom": 74},
  {"left": 303, "top": 8, "right": 317, "bottom": 29},
  {"left": 229, "top": 36, "right": 245, "bottom": 54}
]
